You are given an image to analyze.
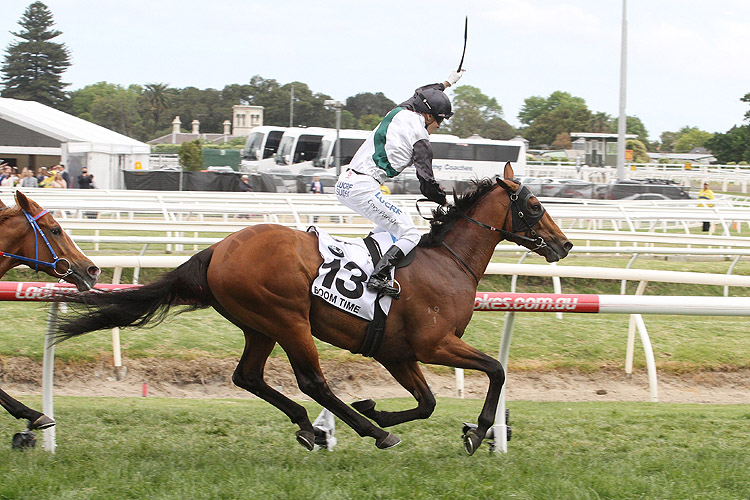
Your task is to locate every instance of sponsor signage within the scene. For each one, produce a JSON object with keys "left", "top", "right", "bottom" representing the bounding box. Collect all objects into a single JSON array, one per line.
[
  {"left": 0, "top": 282, "right": 138, "bottom": 301},
  {"left": 473, "top": 293, "right": 600, "bottom": 313}
]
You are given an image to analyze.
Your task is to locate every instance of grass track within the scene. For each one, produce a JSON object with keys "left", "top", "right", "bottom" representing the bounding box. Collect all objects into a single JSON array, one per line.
[{"left": 0, "top": 397, "right": 748, "bottom": 500}]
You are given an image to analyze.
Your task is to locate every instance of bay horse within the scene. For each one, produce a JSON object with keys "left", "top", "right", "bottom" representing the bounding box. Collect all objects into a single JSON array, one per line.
[
  {"left": 0, "top": 191, "right": 100, "bottom": 430},
  {"left": 56, "top": 163, "right": 571, "bottom": 454}
]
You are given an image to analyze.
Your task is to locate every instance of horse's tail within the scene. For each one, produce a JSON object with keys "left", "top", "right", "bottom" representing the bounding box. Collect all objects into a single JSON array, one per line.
[{"left": 55, "top": 248, "right": 215, "bottom": 342}]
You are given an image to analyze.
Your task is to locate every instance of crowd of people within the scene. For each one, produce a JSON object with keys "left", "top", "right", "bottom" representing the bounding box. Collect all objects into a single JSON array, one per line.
[{"left": 0, "top": 162, "right": 96, "bottom": 189}]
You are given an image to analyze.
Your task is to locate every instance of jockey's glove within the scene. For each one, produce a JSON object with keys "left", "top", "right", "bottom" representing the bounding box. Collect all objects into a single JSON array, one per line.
[{"left": 446, "top": 69, "right": 466, "bottom": 86}]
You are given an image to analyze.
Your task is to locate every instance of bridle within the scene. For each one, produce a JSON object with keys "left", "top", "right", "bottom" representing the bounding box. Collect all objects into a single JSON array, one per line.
[
  {"left": 461, "top": 178, "right": 548, "bottom": 253},
  {"left": 419, "top": 178, "right": 549, "bottom": 284},
  {"left": 0, "top": 208, "right": 72, "bottom": 278}
]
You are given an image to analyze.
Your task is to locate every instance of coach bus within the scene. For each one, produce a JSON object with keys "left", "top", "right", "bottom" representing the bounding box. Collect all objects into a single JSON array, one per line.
[{"left": 240, "top": 126, "right": 287, "bottom": 171}]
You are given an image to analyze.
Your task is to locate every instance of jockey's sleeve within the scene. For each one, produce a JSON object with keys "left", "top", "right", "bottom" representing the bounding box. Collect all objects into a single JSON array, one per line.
[{"left": 413, "top": 139, "right": 447, "bottom": 205}]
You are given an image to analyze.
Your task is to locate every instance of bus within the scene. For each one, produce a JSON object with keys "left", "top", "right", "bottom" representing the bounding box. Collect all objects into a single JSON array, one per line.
[
  {"left": 312, "top": 129, "right": 371, "bottom": 169},
  {"left": 274, "top": 127, "right": 332, "bottom": 172},
  {"left": 430, "top": 134, "right": 527, "bottom": 180},
  {"left": 240, "top": 126, "right": 287, "bottom": 171},
  {"left": 386, "top": 135, "right": 528, "bottom": 194}
]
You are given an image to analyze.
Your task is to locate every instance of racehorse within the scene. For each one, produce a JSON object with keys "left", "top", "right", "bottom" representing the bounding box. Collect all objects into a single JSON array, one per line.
[
  {"left": 56, "top": 163, "right": 572, "bottom": 454},
  {"left": 0, "top": 191, "right": 100, "bottom": 430}
]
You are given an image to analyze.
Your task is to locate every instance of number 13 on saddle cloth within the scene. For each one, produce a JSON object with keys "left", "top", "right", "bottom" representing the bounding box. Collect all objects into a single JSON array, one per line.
[{"left": 308, "top": 227, "right": 394, "bottom": 321}]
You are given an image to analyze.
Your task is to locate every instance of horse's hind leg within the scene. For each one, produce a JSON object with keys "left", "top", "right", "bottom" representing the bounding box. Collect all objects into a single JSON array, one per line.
[
  {"left": 418, "top": 336, "right": 505, "bottom": 455},
  {"left": 281, "top": 330, "right": 400, "bottom": 450},
  {"left": 352, "top": 361, "right": 436, "bottom": 428},
  {"left": 232, "top": 328, "right": 317, "bottom": 450},
  {"left": 0, "top": 387, "right": 55, "bottom": 430}
]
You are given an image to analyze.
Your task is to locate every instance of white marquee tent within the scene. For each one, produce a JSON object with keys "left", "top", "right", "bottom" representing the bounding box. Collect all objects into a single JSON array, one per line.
[{"left": 0, "top": 98, "right": 150, "bottom": 189}]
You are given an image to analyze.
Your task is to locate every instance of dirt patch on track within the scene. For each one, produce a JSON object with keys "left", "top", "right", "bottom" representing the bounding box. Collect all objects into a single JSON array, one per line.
[{"left": 2, "top": 357, "right": 749, "bottom": 404}]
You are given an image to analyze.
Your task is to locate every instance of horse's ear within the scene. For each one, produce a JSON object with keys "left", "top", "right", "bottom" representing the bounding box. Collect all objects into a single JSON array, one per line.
[
  {"left": 0, "top": 197, "right": 5, "bottom": 208},
  {"left": 15, "top": 190, "right": 32, "bottom": 212},
  {"left": 503, "top": 162, "right": 514, "bottom": 180}
]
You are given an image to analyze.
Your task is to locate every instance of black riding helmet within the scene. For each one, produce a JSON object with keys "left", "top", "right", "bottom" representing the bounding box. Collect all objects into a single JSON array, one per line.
[{"left": 410, "top": 89, "right": 454, "bottom": 122}]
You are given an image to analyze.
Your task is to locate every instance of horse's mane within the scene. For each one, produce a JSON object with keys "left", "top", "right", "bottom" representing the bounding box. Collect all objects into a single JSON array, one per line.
[{"left": 419, "top": 178, "right": 497, "bottom": 248}]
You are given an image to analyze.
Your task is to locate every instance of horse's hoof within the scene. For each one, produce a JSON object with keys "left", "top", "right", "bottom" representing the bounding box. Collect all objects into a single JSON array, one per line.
[
  {"left": 352, "top": 399, "right": 376, "bottom": 415},
  {"left": 463, "top": 430, "right": 482, "bottom": 456},
  {"left": 29, "top": 415, "right": 55, "bottom": 430},
  {"left": 295, "top": 430, "right": 315, "bottom": 451},
  {"left": 375, "top": 432, "right": 401, "bottom": 450}
]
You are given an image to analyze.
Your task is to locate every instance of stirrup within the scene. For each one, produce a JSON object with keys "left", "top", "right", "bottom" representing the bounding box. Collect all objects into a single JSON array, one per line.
[{"left": 367, "top": 276, "right": 401, "bottom": 299}]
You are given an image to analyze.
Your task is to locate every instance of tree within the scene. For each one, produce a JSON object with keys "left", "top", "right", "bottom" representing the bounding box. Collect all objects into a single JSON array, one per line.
[
  {"left": 552, "top": 132, "right": 572, "bottom": 150},
  {"left": 518, "top": 91, "right": 586, "bottom": 126},
  {"left": 442, "top": 85, "right": 515, "bottom": 139},
  {"left": 523, "top": 104, "right": 593, "bottom": 147},
  {"left": 518, "top": 91, "right": 593, "bottom": 146},
  {"left": 626, "top": 139, "right": 650, "bottom": 163},
  {"left": 65, "top": 82, "right": 144, "bottom": 138},
  {"left": 705, "top": 125, "right": 750, "bottom": 164},
  {"left": 345, "top": 92, "right": 396, "bottom": 120},
  {"left": 673, "top": 126, "right": 713, "bottom": 153},
  {"left": 1, "top": 2, "right": 71, "bottom": 107},
  {"left": 178, "top": 140, "right": 203, "bottom": 171},
  {"left": 659, "top": 131, "right": 678, "bottom": 152},
  {"left": 358, "top": 114, "right": 382, "bottom": 131},
  {"left": 142, "top": 82, "right": 175, "bottom": 136}
]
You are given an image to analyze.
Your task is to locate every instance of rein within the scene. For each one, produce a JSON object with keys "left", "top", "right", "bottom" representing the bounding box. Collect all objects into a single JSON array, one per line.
[
  {"left": 427, "top": 178, "right": 549, "bottom": 284},
  {"left": 0, "top": 208, "right": 72, "bottom": 277}
]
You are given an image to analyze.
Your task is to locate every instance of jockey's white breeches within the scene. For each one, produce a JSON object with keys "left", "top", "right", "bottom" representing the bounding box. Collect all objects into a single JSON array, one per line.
[{"left": 335, "top": 169, "right": 420, "bottom": 255}]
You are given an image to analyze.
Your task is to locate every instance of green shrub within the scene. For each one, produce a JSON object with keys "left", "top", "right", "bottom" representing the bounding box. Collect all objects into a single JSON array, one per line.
[{"left": 178, "top": 140, "right": 203, "bottom": 171}]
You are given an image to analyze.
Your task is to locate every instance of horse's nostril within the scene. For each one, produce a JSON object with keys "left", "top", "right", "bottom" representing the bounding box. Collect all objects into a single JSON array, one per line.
[
  {"left": 563, "top": 241, "right": 574, "bottom": 252},
  {"left": 88, "top": 265, "right": 101, "bottom": 278}
]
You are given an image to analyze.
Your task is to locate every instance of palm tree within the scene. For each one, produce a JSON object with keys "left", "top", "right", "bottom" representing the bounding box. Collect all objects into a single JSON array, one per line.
[{"left": 143, "top": 82, "right": 173, "bottom": 134}]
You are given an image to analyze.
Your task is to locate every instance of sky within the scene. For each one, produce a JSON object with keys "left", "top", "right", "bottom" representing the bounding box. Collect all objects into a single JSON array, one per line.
[{"left": 2, "top": 0, "right": 749, "bottom": 141}]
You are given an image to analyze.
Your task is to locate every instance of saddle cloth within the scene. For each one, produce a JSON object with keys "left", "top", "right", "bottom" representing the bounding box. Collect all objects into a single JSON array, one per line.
[{"left": 309, "top": 227, "right": 394, "bottom": 321}]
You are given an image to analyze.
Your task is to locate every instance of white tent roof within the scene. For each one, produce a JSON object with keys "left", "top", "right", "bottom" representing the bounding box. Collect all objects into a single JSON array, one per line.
[{"left": 0, "top": 97, "right": 150, "bottom": 154}]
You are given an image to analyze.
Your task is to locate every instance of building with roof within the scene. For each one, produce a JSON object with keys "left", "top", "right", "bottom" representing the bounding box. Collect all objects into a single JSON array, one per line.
[
  {"left": 148, "top": 104, "right": 264, "bottom": 146},
  {"left": 0, "top": 97, "right": 150, "bottom": 189},
  {"left": 570, "top": 132, "right": 638, "bottom": 167}
]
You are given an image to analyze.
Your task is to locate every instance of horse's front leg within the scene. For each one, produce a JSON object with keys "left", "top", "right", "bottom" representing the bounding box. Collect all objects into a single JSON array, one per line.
[
  {"left": 0, "top": 387, "right": 55, "bottom": 430},
  {"left": 418, "top": 336, "right": 505, "bottom": 455},
  {"left": 352, "top": 360, "right": 436, "bottom": 427}
]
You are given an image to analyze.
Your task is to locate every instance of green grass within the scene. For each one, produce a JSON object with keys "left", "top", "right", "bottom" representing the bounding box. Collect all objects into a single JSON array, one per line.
[{"left": 0, "top": 397, "right": 747, "bottom": 500}]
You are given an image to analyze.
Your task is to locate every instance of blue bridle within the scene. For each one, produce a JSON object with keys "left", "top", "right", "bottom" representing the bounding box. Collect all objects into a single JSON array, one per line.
[{"left": 0, "top": 208, "right": 72, "bottom": 278}]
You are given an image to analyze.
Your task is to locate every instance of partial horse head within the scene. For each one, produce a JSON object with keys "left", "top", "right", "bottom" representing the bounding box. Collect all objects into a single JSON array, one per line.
[
  {"left": 0, "top": 191, "right": 100, "bottom": 290},
  {"left": 495, "top": 162, "right": 572, "bottom": 262}
]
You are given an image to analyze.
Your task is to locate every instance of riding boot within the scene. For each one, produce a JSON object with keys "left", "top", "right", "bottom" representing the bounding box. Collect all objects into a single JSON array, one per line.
[{"left": 367, "top": 246, "right": 405, "bottom": 299}]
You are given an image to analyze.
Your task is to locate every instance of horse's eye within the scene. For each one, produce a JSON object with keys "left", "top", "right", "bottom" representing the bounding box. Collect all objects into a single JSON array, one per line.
[
  {"left": 51, "top": 227, "right": 62, "bottom": 236},
  {"left": 529, "top": 203, "right": 542, "bottom": 215}
]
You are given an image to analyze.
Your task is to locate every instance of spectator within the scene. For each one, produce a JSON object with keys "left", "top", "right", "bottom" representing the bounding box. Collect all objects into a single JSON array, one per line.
[
  {"left": 36, "top": 167, "right": 48, "bottom": 183},
  {"left": 698, "top": 182, "right": 715, "bottom": 232},
  {"left": 19, "top": 168, "right": 38, "bottom": 188},
  {"left": 77, "top": 167, "right": 94, "bottom": 189},
  {"left": 1, "top": 167, "right": 18, "bottom": 187},
  {"left": 39, "top": 169, "right": 56, "bottom": 188},
  {"left": 50, "top": 172, "right": 67, "bottom": 189},
  {"left": 57, "top": 164, "right": 71, "bottom": 188},
  {"left": 310, "top": 176, "right": 324, "bottom": 194},
  {"left": 0, "top": 164, "right": 10, "bottom": 184},
  {"left": 239, "top": 174, "right": 252, "bottom": 192}
]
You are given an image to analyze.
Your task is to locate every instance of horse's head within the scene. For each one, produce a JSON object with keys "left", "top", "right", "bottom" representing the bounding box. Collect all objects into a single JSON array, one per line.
[
  {"left": 495, "top": 162, "right": 572, "bottom": 262},
  {"left": 10, "top": 191, "right": 100, "bottom": 290}
]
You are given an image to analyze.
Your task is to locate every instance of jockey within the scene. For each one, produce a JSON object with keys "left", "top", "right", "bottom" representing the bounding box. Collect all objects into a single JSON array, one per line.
[{"left": 335, "top": 69, "right": 465, "bottom": 298}]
